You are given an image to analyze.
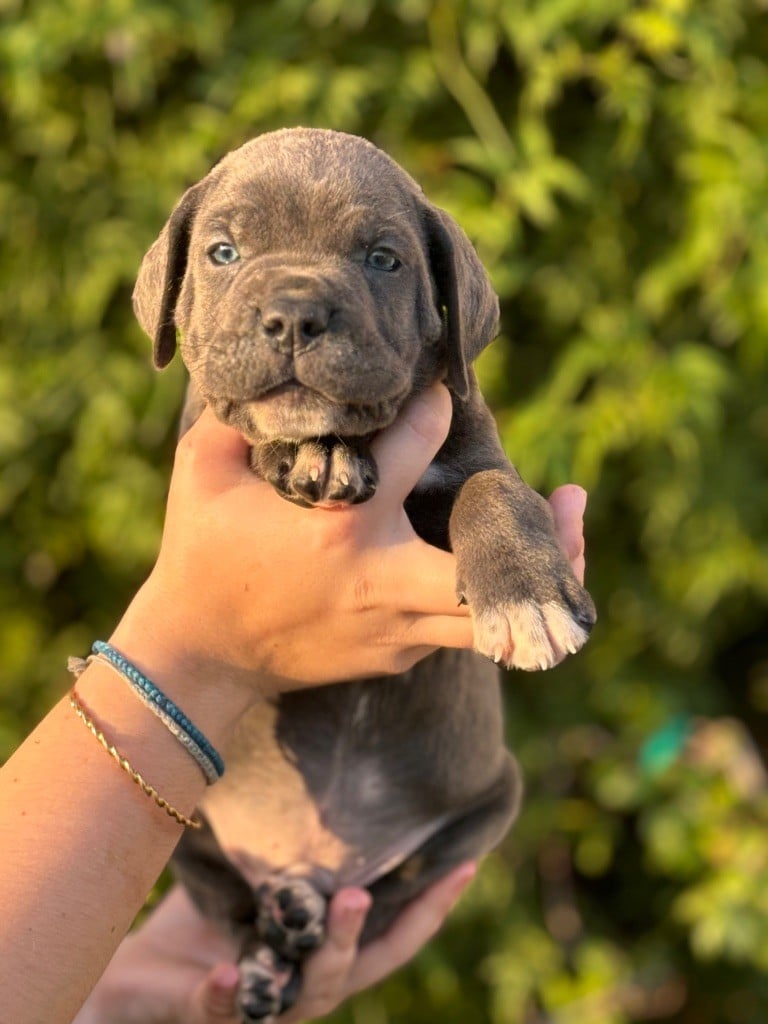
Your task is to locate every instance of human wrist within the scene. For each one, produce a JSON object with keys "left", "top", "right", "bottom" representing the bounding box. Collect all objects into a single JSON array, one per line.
[{"left": 106, "top": 585, "right": 260, "bottom": 753}]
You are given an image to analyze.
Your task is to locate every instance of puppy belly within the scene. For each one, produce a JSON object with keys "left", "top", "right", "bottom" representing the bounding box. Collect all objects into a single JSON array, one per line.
[
  {"left": 201, "top": 777, "right": 351, "bottom": 889},
  {"left": 198, "top": 697, "right": 457, "bottom": 893},
  {"left": 200, "top": 701, "right": 349, "bottom": 886},
  {"left": 203, "top": 793, "right": 456, "bottom": 900}
]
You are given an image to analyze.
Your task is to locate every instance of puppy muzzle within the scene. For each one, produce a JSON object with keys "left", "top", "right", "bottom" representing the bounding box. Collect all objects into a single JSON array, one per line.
[{"left": 184, "top": 266, "right": 414, "bottom": 440}]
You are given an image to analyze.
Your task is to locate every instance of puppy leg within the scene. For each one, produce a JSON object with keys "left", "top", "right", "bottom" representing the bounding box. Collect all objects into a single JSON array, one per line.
[
  {"left": 360, "top": 753, "right": 521, "bottom": 944},
  {"left": 451, "top": 469, "right": 597, "bottom": 670},
  {"left": 236, "top": 874, "right": 327, "bottom": 1021},
  {"left": 175, "top": 824, "right": 326, "bottom": 1021},
  {"left": 172, "top": 815, "right": 257, "bottom": 928}
]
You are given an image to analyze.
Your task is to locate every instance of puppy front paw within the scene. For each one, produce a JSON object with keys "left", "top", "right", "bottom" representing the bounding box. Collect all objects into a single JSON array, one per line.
[
  {"left": 468, "top": 590, "right": 595, "bottom": 671},
  {"left": 252, "top": 438, "right": 378, "bottom": 507}
]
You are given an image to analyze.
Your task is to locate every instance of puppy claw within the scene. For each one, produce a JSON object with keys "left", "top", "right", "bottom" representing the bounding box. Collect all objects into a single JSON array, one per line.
[
  {"left": 255, "top": 438, "right": 377, "bottom": 507},
  {"left": 472, "top": 599, "right": 592, "bottom": 672}
]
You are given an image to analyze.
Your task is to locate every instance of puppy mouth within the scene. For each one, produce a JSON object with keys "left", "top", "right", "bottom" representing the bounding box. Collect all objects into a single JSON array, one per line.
[
  {"left": 216, "top": 378, "right": 406, "bottom": 441},
  {"left": 258, "top": 379, "right": 314, "bottom": 405}
]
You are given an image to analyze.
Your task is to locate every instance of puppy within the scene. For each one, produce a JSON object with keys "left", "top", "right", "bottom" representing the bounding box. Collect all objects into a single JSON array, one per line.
[{"left": 133, "top": 128, "right": 596, "bottom": 1022}]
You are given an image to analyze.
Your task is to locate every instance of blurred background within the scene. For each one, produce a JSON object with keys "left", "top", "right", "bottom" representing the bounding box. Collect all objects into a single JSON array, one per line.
[{"left": 2, "top": 0, "right": 768, "bottom": 1021}]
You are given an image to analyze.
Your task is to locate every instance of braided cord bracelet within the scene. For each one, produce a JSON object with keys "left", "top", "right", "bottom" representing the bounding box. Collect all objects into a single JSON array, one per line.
[
  {"left": 69, "top": 689, "right": 201, "bottom": 830},
  {"left": 68, "top": 641, "right": 225, "bottom": 785}
]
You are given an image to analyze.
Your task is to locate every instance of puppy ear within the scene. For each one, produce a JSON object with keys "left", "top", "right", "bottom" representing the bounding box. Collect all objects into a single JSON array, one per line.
[
  {"left": 132, "top": 181, "right": 207, "bottom": 368},
  {"left": 424, "top": 206, "right": 500, "bottom": 400}
]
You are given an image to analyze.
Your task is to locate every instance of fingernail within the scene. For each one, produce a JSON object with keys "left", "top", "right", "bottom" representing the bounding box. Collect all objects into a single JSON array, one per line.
[
  {"left": 451, "top": 862, "right": 477, "bottom": 895},
  {"left": 209, "top": 963, "right": 240, "bottom": 991},
  {"left": 572, "top": 486, "right": 588, "bottom": 516},
  {"left": 335, "top": 888, "right": 374, "bottom": 937},
  {"left": 338, "top": 888, "right": 372, "bottom": 922}
]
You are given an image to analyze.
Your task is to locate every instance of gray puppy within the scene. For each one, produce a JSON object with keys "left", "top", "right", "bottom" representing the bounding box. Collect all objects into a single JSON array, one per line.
[{"left": 133, "top": 128, "right": 596, "bottom": 1022}]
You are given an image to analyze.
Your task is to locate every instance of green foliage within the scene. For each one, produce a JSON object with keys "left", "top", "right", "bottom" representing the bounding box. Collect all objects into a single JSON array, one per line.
[{"left": 2, "top": 0, "right": 768, "bottom": 1020}]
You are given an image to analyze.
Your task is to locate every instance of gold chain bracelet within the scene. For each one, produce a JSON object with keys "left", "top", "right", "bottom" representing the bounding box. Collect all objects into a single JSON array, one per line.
[{"left": 69, "top": 689, "right": 202, "bottom": 830}]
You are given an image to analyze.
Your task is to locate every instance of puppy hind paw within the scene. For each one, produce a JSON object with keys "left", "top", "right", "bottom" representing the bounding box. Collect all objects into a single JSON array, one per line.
[
  {"left": 256, "top": 876, "right": 327, "bottom": 960},
  {"left": 238, "top": 945, "right": 299, "bottom": 1023}
]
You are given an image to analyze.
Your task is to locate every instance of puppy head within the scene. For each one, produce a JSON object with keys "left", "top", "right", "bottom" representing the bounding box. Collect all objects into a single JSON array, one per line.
[{"left": 133, "top": 128, "right": 499, "bottom": 441}]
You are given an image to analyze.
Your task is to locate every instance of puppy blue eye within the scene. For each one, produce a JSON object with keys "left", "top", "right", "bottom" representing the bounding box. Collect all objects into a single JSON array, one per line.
[
  {"left": 366, "top": 248, "right": 401, "bottom": 272},
  {"left": 209, "top": 242, "right": 240, "bottom": 265}
]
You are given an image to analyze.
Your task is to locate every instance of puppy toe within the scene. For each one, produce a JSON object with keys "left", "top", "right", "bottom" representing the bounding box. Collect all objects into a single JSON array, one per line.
[
  {"left": 288, "top": 442, "right": 330, "bottom": 504},
  {"left": 541, "top": 601, "right": 591, "bottom": 660},
  {"left": 472, "top": 597, "right": 593, "bottom": 672},
  {"left": 472, "top": 601, "right": 554, "bottom": 671},
  {"left": 564, "top": 578, "right": 598, "bottom": 635},
  {"left": 326, "top": 445, "right": 377, "bottom": 505}
]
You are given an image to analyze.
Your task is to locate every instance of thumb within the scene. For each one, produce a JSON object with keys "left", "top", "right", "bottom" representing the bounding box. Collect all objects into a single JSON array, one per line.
[
  {"left": 172, "top": 407, "right": 256, "bottom": 498},
  {"left": 370, "top": 383, "right": 453, "bottom": 507},
  {"left": 189, "top": 962, "right": 241, "bottom": 1022},
  {"left": 548, "top": 484, "right": 587, "bottom": 584}
]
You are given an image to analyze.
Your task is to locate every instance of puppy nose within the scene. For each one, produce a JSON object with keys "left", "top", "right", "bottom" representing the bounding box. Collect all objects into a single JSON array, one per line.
[{"left": 259, "top": 298, "right": 331, "bottom": 353}]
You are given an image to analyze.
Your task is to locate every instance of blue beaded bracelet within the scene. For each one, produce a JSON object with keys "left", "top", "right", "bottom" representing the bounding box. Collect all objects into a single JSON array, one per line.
[{"left": 89, "top": 641, "right": 225, "bottom": 784}]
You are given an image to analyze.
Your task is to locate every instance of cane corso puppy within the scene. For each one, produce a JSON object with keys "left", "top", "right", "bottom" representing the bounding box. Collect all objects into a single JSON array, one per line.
[{"left": 133, "top": 128, "right": 596, "bottom": 1022}]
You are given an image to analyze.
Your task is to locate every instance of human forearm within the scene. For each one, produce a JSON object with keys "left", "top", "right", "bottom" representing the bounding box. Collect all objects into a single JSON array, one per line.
[
  {"left": 0, "top": 387, "right": 466, "bottom": 1024},
  {"left": 0, "top": 386, "right": 588, "bottom": 1024},
  {"left": 0, "top": 640, "right": 251, "bottom": 1024}
]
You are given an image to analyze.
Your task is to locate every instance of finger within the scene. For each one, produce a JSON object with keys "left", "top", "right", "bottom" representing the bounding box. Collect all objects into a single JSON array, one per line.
[
  {"left": 370, "top": 383, "right": 453, "bottom": 507},
  {"left": 549, "top": 484, "right": 587, "bottom": 584},
  {"left": 347, "top": 862, "right": 477, "bottom": 994},
  {"left": 324, "top": 888, "right": 372, "bottom": 954},
  {"left": 395, "top": 614, "right": 475, "bottom": 657},
  {"left": 189, "top": 962, "right": 241, "bottom": 1023},
  {"left": 377, "top": 543, "right": 469, "bottom": 617},
  {"left": 280, "top": 889, "right": 371, "bottom": 1022},
  {"left": 408, "top": 610, "right": 476, "bottom": 652},
  {"left": 174, "top": 406, "right": 253, "bottom": 492}
]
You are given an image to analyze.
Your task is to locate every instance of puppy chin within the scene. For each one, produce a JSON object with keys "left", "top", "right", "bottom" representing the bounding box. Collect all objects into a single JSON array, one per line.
[
  {"left": 246, "top": 393, "right": 341, "bottom": 439},
  {"left": 209, "top": 384, "right": 405, "bottom": 442}
]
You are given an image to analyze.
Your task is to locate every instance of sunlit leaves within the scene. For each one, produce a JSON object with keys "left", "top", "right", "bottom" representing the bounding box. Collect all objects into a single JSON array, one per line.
[{"left": 2, "top": 0, "right": 768, "bottom": 1020}]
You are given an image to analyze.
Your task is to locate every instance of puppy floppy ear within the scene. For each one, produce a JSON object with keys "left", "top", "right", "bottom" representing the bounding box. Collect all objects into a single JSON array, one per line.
[
  {"left": 424, "top": 206, "right": 500, "bottom": 400},
  {"left": 132, "top": 181, "right": 207, "bottom": 368}
]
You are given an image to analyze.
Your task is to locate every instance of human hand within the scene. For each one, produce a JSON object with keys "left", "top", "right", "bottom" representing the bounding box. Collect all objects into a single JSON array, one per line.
[
  {"left": 74, "top": 867, "right": 476, "bottom": 1024},
  {"left": 112, "top": 383, "right": 589, "bottom": 699},
  {"left": 113, "top": 383, "right": 474, "bottom": 696},
  {"left": 280, "top": 862, "right": 476, "bottom": 1022}
]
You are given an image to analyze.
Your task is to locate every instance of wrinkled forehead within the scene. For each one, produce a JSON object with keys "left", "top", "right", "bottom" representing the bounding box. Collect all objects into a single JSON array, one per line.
[{"left": 196, "top": 134, "right": 425, "bottom": 254}]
